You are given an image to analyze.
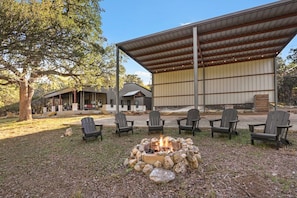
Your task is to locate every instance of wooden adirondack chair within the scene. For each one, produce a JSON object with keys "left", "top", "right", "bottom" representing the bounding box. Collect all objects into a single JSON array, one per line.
[
  {"left": 146, "top": 111, "right": 165, "bottom": 134},
  {"left": 81, "top": 117, "right": 103, "bottom": 141},
  {"left": 249, "top": 110, "right": 292, "bottom": 150},
  {"left": 177, "top": 109, "right": 201, "bottom": 136},
  {"left": 209, "top": 109, "right": 239, "bottom": 139},
  {"left": 115, "top": 112, "right": 134, "bottom": 136}
]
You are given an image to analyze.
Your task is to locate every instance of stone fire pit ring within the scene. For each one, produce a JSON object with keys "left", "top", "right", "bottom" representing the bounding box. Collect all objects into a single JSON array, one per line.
[{"left": 124, "top": 136, "right": 202, "bottom": 183}]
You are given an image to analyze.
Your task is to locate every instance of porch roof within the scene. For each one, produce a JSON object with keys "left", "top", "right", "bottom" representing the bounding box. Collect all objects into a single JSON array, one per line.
[
  {"left": 122, "top": 90, "right": 144, "bottom": 97},
  {"left": 44, "top": 87, "right": 103, "bottom": 98}
]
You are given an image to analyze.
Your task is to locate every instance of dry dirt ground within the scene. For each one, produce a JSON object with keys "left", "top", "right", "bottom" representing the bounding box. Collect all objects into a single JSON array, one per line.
[{"left": 1, "top": 123, "right": 297, "bottom": 198}]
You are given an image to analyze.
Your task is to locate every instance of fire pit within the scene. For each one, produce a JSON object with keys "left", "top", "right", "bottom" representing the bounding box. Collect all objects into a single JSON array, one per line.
[{"left": 124, "top": 136, "right": 202, "bottom": 176}]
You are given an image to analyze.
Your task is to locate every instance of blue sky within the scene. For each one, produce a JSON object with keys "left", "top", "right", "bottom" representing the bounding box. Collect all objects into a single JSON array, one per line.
[{"left": 101, "top": 0, "right": 297, "bottom": 84}]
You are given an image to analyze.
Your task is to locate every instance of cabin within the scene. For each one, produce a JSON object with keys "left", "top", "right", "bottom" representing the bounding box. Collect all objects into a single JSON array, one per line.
[{"left": 43, "top": 83, "right": 151, "bottom": 114}]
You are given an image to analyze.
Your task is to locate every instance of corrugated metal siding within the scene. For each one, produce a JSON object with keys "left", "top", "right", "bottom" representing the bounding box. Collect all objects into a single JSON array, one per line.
[
  {"left": 204, "top": 59, "right": 274, "bottom": 105},
  {"left": 154, "top": 82, "right": 194, "bottom": 97},
  {"left": 154, "top": 69, "right": 194, "bottom": 84},
  {"left": 154, "top": 95, "right": 206, "bottom": 107},
  {"left": 205, "top": 75, "right": 274, "bottom": 93},
  {"left": 153, "top": 58, "right": 275, "bottom": 107},
  {"left": 154, "top": 69, "right": 195, "bottom": 106},
  {"left": 204, "top": 92, "right": 274, "bottom": 105},
  {"left": 154, "top": 96, "right": 194, "bottom": 107},
  {"left": 205, "top": 59, "right": 274, "bottom": 78}
]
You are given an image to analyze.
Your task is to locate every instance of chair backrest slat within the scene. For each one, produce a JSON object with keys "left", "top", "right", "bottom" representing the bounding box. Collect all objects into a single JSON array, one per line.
[
  {"left": 115, "top": 112, "right": 128, "bottom": 127},
  {"left": 81, "top": 117, "right": 97, "bottom": 134},
  {"left": 264, "top": 110, "right": 290, "bottom": 134},
  {"left": 149, "top": 111, "right": 161, "bottom": 126},
  {"left": 221, "top": 109, "right": 238, "bottom": 127},
  {"left": 186, "top": 109, "right": 200, "bottom": 125}
]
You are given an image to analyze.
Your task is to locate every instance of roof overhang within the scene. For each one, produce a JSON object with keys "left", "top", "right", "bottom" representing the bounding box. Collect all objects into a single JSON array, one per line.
[
  {"left": 44, "top": 88, "right": 74, "bottom": 98},
  {"left": 44, "top": 87, "right": 103, "bottom": 98},
  {"left": 116, "top": 0, "right": 297, "bottom": 74},
  {"left": 122, "top": 90, "right": 145, "bottom": 97}
]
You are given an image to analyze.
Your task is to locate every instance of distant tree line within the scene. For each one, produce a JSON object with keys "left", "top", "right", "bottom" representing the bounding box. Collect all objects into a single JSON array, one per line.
[{"left": 277, "top": 48, "right": 297, "bottom": 105}]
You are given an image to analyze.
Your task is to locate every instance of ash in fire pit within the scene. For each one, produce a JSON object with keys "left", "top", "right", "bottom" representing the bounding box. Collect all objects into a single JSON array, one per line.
[{"left": 124, "top": 136, "right": 202, "bottom": 182}]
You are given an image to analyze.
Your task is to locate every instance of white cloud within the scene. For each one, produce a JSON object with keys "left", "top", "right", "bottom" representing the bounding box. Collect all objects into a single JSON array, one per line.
[
  {"left": 135, "top": 71, "right": 151, "bottom": 85},
  {"left": 180, "top": 22, "right": 192, "bottom": 26}
]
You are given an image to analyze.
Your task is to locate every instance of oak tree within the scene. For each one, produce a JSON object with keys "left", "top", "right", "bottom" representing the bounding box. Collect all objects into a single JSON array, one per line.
[{"left": 0, "top": 0, "right": 115, "bottom": 121}]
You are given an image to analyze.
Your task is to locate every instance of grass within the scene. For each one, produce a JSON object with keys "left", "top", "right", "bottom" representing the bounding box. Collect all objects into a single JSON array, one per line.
[
  {"left": 0, "top": 115, "right": 297, "bottom": 197},
  {"left": 0, "top": 115, "right": 109, "bottom": 139}
]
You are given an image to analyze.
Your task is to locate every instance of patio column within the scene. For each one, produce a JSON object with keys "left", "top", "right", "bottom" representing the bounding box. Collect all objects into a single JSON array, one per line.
[
  {"left": 116, "top": 46, "right": 120, "bottom": 113},
  {"left": 58, "top": 94, "right": 63, "bottom": 112},
  {"left": 51, "top": 97, "right": 55, "bottom": 112},
  {"left": 152, "top": 74, "right": 154, "bottom": 110},
  {"left": 81, "top": 91, "right": 84, "bottom": 110},
  {"left": 73, "top": 90, "right": 77, "bottom": 103},
  {"left": 274, "top": 57, "right": 278, "bottom": 110},
  {"left": 72, "top": 90, "right": 78, "bottom": 111},
  {"left": 193, "top": 26, "right": 198, "bottom": 109}
]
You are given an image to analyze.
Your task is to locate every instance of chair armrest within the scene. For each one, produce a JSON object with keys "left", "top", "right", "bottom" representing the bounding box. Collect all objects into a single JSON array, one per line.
[
  {"left": 276, "top": 124, "right": 292, "bottom": 141},
  {"left": 276, "top": 125, "right": 292, "bottom": 135},
  {"left": 191, "top": 119, "right": 200, "bottom": 126},
  {"left": 127, "top": 120, "right": 134, "bottom": 126},
  {"left": 209, "top": 119, "right": 222, "bottom": 127},
  {"left": 95, "top": 124, "right": 103, "bottom": 131},
  {"left": 229, "top": 119, "right": 239, "bottom": 130},
  {"left": 248, "top": 123, "right": 265, "bottom": 132},
  {"left": 177, "top": 117, "right": 187, "bottom": 125},
  {"left": 114, "top": 122, "right": 120, "bottom": 129},
  {"left": 146, "top": 120, "right": 149, "bottom": 126},
  {"left": 277, "top": 125, "right": 292, "bottom": 128},
  {"left": 161, "top": 119, "right": 165, "bottom": 125}
]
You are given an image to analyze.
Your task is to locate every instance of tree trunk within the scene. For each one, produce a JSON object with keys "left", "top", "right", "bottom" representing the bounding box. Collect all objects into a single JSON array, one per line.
[{"left": 19, "top": 80, "right": 34, "bottom": 121}]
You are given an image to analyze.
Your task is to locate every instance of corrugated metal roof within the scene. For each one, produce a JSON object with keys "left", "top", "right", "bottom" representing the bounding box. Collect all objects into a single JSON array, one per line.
[
  {"left": 44, "top": 88, "right": 74, "bottom": 98},
  {"left": 44, "top": 87, "right": 102, "bottom": 98},
  {"left": 122, "top": 90, "right": 142, "bottom": 97},
  {"left": 119, "top": 83, "right": 152, "bottom": 97},
  {"left": 117, "top": 0, "right": 297, "bottom": 73}
]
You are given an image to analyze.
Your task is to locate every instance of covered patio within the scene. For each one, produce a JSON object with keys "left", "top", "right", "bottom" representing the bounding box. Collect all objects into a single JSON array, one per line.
[{"left": 115, "top": 0, "right": 297, "bottom": 112}]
